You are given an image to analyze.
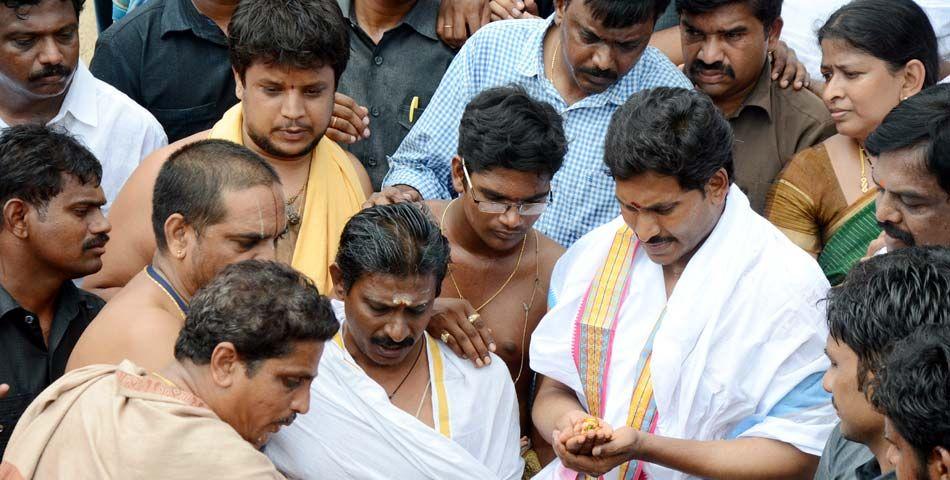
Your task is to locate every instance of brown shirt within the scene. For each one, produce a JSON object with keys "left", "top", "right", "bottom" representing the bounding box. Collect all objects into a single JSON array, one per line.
[{"left": 727, "top": 62, "right": 836, "bottom": 213}]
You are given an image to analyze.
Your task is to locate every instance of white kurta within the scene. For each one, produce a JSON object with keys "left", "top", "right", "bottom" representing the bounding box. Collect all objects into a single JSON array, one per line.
[
  {"left": 265, "top": 301, "right": 523, "bottom": 479},
  {"left": 531, "top": 186, "right": 836, "bottom": 480},
  {"left": 0, "top": 63, "right": 167, "bottom": 214}
]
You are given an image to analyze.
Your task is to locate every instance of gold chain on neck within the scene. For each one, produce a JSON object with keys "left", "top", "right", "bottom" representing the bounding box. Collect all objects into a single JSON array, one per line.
[
  {"left": 438, "top": 199, "right": 540, "bottom": 382},
  {"left": 151, "top": 371, "right": 180, "bottom": 389},
  {"left": 859, "top": 145, "right": 870, "bottom": 193},
  {"left": 440, "top": 198, "right": 526, "bottom": 312}
]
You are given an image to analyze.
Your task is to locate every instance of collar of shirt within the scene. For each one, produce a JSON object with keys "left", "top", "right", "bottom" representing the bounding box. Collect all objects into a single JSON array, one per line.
[
  {"left": 338, "top": 0, "right": 440, "bottom": 42},
  {"left": 854, "top": 456, "right": 896, "bottom": 480},
  {"left": 49, "top": 63, "right": 98, "bottom": 129},
  {"left": 0, "top": 280, "right": 85, "bottom": 350},
  {"left": 728, "top": 59, "right": 773, "bottom": 121},
  {"left": 514, "top": 14, "right": 643, "bottom": 108},
  {"left": 160, "top": 0, "right": 227, "bottom": 45},
  {"left": 0, "top": 63, "right": 97, "bottom": 130}
]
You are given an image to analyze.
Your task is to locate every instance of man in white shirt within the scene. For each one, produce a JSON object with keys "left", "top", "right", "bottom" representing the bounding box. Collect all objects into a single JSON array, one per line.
[
  {"left": 0, "top": 0, "right": 167, "bottom": 212},
  {"left": 266, "top": 203, "right": 523, "bottom": 479}
]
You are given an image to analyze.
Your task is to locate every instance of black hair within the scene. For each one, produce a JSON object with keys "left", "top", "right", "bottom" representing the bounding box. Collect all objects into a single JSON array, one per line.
[
  {"left": 676, "top": 0, "right": 782, "bottom": 31},
  {"left": 228, "top": 0, "right": 349, "bottom": 85},
  {"left": 603, "top": 86, "right": 733, "bottom": 190},
  {"left": 818, "top": 0, "right": 939, "bottom": 88},
  {"left": 335, "top": 203, "right": 450, "bottom": 294},
  {"left": 3, "top": 0, "right": 83, "bottom": 19},
  {"left": 0, "top": 124, "right": 101, "bottom": 226},
  {"left": 175, "top": 260, "right": 338, "bottom": 373},
  {"left": 871, "top": 325, "right": 950, "bottom": 469},
  {"left": 826, "top": 246, "right": 950, "bottom": 392},
  {"left": 866, "top": 84, "right": 950, "bottom": 195},
  {"left": 561, "top": 0, "right": 670, "bottom": 29},
  {"left": 152, "top": 139, "right": 280, "bottom": 252},
  {"left": 458, "top": 85, "right": 567, "bottom": 179}
]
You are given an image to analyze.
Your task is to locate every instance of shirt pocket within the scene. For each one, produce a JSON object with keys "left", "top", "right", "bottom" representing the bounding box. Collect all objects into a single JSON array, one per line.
[
  {"left": 0, "top": 393, "right": 35, "bottom": 450},
  {"left": 151, "top": 101, "right": 226, "bottom": 141},
  {"left": 397, "top": 99, "right": 427, "bottom": 132}
]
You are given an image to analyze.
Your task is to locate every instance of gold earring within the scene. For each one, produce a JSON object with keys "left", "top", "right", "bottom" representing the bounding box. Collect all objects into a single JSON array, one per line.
[{"left": 177, "top": 250, "right": 185, "bottom": 258}]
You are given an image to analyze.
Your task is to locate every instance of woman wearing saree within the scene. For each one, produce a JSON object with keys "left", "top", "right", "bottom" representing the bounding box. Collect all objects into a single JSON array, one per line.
[{"left": 765, "top": 0, "right": 940, "bottom": 284}]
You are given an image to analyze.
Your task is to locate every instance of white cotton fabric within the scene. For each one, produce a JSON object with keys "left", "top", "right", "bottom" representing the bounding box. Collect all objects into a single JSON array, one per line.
[
  {"left": 0, "top": 63, "right": 167, "bottom": 214},
  {"left": 531, "top": 185, "right": 836, "bottom": 480},
  {"left": 265, "top": 301, "right": 523, "bottom": 480}
]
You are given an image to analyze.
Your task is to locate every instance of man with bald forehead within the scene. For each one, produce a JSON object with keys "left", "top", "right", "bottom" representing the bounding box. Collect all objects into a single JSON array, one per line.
[{"left": 66, "top": 140, "right": 288, "bottom": 373}]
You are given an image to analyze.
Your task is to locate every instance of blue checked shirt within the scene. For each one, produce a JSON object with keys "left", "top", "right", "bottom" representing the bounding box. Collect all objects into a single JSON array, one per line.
[{"left": 383, "top": 16, "right": 691, "bottom": 246}]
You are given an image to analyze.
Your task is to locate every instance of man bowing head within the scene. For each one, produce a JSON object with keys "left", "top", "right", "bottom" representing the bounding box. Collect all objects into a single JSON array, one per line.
[{"left": 531, "top": 87, "right": 836, "bottom": 480}]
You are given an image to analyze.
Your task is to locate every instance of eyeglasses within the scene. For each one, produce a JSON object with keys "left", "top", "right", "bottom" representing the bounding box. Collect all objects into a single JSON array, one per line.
[{"left": 461, "top": 158, "right": 552, "bottom": 216}]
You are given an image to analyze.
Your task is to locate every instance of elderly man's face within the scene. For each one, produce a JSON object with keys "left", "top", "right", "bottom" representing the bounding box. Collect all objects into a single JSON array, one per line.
[
  {"left": 873, "top": 147, "right": 950, "bottom": 251},
  {"left": 180, "top": 185, "right": 286, "bottom": 293},
  {"left": 0, "top": 0, "right": 79, "bottom": 100},
  {"left": 334, "top": 271, "right": 438, "bottom": 367},
  {"left": 554, "top": 0, "right": 654, "bottom": 95},
  {"left": 224, "top": 341, "right": 323, "bottom": 448}
]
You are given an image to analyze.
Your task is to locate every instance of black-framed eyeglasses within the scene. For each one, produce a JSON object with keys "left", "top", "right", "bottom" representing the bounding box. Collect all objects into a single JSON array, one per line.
[{"left": 461, "top": 158, "right": 553, "bottom": 216}]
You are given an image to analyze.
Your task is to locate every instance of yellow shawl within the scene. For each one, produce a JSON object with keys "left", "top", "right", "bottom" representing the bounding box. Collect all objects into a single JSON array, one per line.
[{"left": 209, "top": 103, "right": 366, "bottom": 295}]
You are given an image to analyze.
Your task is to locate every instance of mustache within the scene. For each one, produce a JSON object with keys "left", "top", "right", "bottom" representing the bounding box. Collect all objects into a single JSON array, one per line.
[
  {"left": 82, "top": 234, "right": 109, "bottom": 251},
  {"left": 371, "top": 335, "right": 414, "bottom": 350},
  {"left": 276, "top": 413, "right": 297, "bottom": 426},
  {"left": 689, "top": 60, "right": 736, "bottom": 79},
  {"left": 577, "top": 67, "right": 617, "bottom": 81},
  {"left": 28, "top": 64, "right": 72, "bottom": 82},
  {"left": 878, "top": 221, "right": 915, "bottom": 247},
  {"left": 274, "top": 121, "right": 313, "bottom": 132},
  {"left": 645, "top": 236, "right": 675, "bottom": 245}
]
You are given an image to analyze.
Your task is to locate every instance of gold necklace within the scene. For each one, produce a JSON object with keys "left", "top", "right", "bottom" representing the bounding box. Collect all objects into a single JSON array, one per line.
[
  {"left": 414, "top": 379, "right": 431, "bottom": 420},
  {"left": 550, "top": 37, "right": 562, "bottom": 91},
  {"left": 438, "top": 199, "right": 540, "bottom": 383},
  {"left": 144, "top": 266, "right": 186, "bottom": 320},
  {"left": 151, "top": 371, "right": 180, "bottom": 389},
  {"left": 859, "top": 146, "right": 870, "bottom": 193},
  {"left": 440, "top": 198, "right": 526, "bottom": 312},
  {"left": 285, "top": 181, "right": 307, "bottom": 226}
]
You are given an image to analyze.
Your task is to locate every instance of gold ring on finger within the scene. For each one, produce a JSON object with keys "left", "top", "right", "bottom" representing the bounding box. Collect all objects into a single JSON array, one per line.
[
  {"left": 467, "top": 313, "right": 480, "bottom": 324},
  {"left": 440, "top": 331, "right": 452, "bottom": 343}
]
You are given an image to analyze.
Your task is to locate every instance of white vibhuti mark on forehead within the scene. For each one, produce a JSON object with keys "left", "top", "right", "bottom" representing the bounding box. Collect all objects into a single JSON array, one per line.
[
  {"left": 256, "top": 196, "right": 265, "bottom": 238},
  {"left": 392, "top": 293, "right": 413, "bottom": 306}
]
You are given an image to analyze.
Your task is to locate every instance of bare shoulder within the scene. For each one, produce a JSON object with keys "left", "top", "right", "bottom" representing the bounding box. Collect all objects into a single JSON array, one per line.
[
  {"left": 111, "top": 129, "right": 209, "bottom": 211},
  {"left": 534, "top": 230, "right": 566, "bottom": 280},
  {"left": 140, "top": 130, "right": 209, "bottom": 170},
  {"left": 423, "top": 199, "right": 450, "bottom": 223},
  {"left": 68, "top": 299, "right": 183, "bottom": 372},
  {"left": 345, "top": 150, "right": 374, "bottom": 198}
]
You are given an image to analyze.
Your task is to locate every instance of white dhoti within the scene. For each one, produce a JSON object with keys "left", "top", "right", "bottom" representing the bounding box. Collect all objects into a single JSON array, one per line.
[
  {"left": 266, "top": 301, "right": 523, "bottom": 479},
  {"left": 531, "top": 186, "right": 836, "bottom": 480}
]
